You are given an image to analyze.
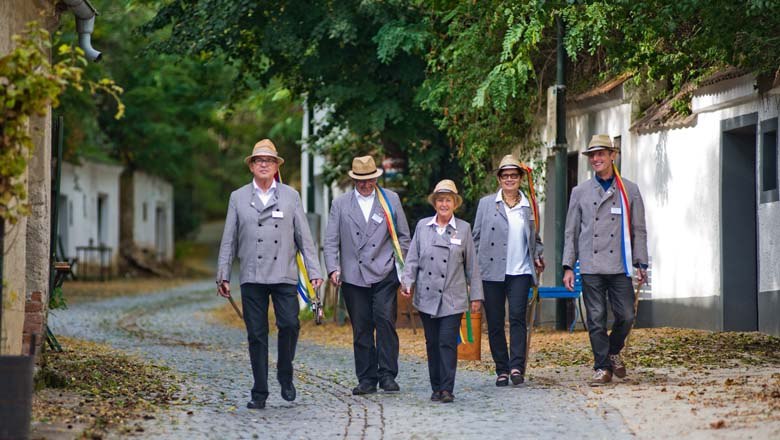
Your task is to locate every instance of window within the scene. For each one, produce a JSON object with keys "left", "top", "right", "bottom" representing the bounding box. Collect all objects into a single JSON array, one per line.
[{"left": 142, "top": 202, "right": 148, "bottom": 222}]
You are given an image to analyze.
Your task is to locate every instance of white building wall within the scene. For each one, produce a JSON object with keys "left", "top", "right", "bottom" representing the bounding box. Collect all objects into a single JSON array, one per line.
[
  {"left": 59, "top": 161, "right": 122, "bottom": 265},
  {"left": 132, "top": 171, "right": 174, "bottom": 261},
  {"left": 538, "top": 74, "right": 780, "bottom": 335}
]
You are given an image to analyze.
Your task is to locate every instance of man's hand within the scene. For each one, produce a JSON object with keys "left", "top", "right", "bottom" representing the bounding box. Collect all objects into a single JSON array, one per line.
[
  {"left": 636, "top": 268, "right": 647, "bottom": 285},
  {"left": 217, "top": 281, "right": 231, "bottom": 298},
  {"left": 470, "top": 300, "right": 481, "bottom": 314},
  {"left": 400, "top": 285, "right": 412, "bottom": 298},
  {"left": 329, "top": 271, "right": 341, "bottom": 286},
  {"left": 563, "top": 269, "right": 575, "bottom": 292},
  {"left": 534, "top": 257, "right": 546, "bottom": 273},
  {"left": 311, "top": 278, "right": 323, "bottom": 289}
]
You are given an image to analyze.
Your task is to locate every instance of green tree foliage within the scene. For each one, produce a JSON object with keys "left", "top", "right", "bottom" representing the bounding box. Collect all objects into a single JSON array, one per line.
[
  {"left": 146, "top": 0, "right": 780, "bottom": 207},
  {"left": 144, "top": 0, "right": 461, "bottom": 219},
  {"left": 58, "top": 0, "right": 304, "bottom": 238}
]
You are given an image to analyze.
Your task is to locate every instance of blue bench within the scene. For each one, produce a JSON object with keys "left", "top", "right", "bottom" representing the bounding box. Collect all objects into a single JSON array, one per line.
[{"left": 529, "top": 262, "right": 586, "bottom": 332}]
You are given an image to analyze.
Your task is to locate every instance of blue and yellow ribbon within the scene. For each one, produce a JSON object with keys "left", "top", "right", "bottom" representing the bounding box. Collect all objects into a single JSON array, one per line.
[{"left": 275, "top": 171, "right": 318, "bottom": 306}]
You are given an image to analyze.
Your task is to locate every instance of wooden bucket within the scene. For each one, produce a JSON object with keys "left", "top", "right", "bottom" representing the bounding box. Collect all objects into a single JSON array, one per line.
[{"left": 457, "top": 312, "right": 481, "bottom": 361}]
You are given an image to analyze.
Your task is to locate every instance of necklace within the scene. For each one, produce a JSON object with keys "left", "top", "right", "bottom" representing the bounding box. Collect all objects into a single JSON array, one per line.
[{"left": 502, "top": 191, "right": 520, "bottom": 208}]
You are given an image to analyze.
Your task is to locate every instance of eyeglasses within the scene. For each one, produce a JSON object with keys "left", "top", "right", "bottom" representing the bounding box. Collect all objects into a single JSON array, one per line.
[
  {"left": 499, "top": 173, "right": 521, "bottom": 180},
  {"left": 252, "top": 157, "right": 277, "bottom": 165}
]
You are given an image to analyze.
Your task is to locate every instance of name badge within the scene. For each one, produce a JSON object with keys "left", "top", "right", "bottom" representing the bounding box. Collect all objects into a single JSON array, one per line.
[
  {"left": 272, "top": 210, "right": 284, "bottom": 218},
  {"left": 372, "top": 213, "right": 384, "bottom": 224},
  {"left": 450, "top": 238, "right": 462, "bottom": 245},
  {"left": 610, "top": 207, "right": 622, "bottom": 215}
]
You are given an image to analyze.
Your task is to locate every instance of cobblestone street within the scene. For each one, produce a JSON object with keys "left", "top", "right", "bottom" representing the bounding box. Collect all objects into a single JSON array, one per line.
[{"left": 50, "top": 282, "right": 632, "bottom": 439}]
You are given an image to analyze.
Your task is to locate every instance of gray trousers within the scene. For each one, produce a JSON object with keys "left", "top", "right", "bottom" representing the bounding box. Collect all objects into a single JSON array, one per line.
[
  {"left": 241, "top": 283, "right": 300, "bottom": 402},
  {"left": 581, "top": 274, "right": 635, "bottom": 371}
]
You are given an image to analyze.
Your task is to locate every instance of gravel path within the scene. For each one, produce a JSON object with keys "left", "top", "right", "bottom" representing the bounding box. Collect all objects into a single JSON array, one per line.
[{"left": 49, "top": 281, "right": 633, "bottom": 439}]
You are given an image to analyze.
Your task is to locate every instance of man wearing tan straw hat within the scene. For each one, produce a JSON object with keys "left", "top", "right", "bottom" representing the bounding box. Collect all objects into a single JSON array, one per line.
[
  {"left": 323, "top": 155, "right": 410, "bottom": 395},
  {"left": 216, "top": 139, "right": 323, "bottom": 409},
  {"left": 473, "top": 154, "right": 544, "bottom": 387},
  {"left": 401, "top": 179, "right": 483, "bottom": 403},
  {"left": 562, "top": 134, "right": 648, "bottom": 386}
]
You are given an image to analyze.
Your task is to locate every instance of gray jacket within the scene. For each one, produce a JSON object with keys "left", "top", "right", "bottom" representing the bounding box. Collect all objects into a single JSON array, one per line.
[
  {"left": 402, "top": 216, "right": 484, "bottom": 318},
  {"left": 216, "top": 182, "right": 322, "bottom": 285},
  {"left": 563, "top": 176, "right": 648, "bottom": 274},
  {"left": 323, "top": 189, "right": 410, "bottom": 287},
  {"left": 472, "top": 192, "right": 544, "bottom": 285}
]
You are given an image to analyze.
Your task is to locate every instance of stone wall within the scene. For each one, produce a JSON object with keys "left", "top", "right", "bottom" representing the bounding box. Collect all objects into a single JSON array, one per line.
[{"left": 0, "top": 0, "right": 56, "bottom": 355}]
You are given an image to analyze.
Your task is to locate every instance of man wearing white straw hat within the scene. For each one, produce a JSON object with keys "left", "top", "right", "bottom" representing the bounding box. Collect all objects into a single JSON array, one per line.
[
  {"left": 216, "top": 139, "right": 323, "bottom": 409},
  {"left": 563, "top": 134, "right": 648, "bottom": 386},
  {"left": 324, "top": 156, "right": 411, "bottom": 395}
]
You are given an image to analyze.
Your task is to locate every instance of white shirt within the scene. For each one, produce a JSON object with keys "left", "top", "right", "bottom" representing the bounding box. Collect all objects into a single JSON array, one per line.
[
  {"left": 253, "top": 179, "right": 277, "bottom": 206},
  {"left": 354, "top": 189, "right": 376, "bottom": 223},
  {"left": 495, "top": 190, "right": 533, "bottom": 275},
  {"left": 426, "top": 214, "right": 457, "bottom": 236}
]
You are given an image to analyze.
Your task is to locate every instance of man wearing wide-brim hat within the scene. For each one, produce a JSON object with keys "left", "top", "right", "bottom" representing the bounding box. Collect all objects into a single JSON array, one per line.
[
  {"left": 562, "top": 134, "right": 648, "bottom": 386},
  {"left": 324, "top": 155, "right": 411, "bottom": 395},
  {"left": 217, "top": 139, "right": 323, "bottom": 409}
]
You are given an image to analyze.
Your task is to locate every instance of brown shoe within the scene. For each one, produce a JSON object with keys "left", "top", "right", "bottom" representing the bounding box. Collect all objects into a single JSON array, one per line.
[
  {"left": 589, "top": 369, "right": 613, "bottom": 386},
  {"left": 609, "top": 354, "right": 626, "bottom": 379}
]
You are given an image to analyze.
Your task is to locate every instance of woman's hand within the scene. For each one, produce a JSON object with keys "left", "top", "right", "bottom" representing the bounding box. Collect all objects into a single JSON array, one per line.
[
  {"left": 534, "top": 257, "right": 545, "bottom": 273},
  {"left": 400, "top": 285, "right": 412, "bottom": 297},
  {"left": 470, "top": 300, "right": 481, "bottom": 314}
]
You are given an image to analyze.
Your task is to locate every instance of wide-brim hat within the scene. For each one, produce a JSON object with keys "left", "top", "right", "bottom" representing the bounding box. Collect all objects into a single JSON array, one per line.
[
  {"left": 496, "top": 154, "right": 526, "bottom": 175},
  {"left": 244, "top": 139, "right": 285, "bottom": 166},
  {"left": 427, "top": 179, "right": 463, "bottom": 209},
  {"left": 348, "top": 155, "right": 384, "bottom": 180},
  {"left": 582, "top": 134, "right": 619, "bottom": 156}
]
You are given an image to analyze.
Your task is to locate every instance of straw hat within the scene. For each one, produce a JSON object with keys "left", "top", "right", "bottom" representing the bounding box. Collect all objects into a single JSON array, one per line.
[
  {"left": 581, "top": 134, "right": 619, "bottom": 156},
  {"left": 427, "top": 179, "right": 463, "bottom": 209},
  {"left": 244, "top": 139, "right": 285, "bottom": 166},
  {"left": 348, "top": 156, "right": 384, "bottom": 180},
  {"left": 496, "top": 154, "right": 525, "bottom": 175}
]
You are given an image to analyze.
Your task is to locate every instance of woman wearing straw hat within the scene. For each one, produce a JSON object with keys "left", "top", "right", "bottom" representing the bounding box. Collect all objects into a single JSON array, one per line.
[
  {"left": 401, "top": 179, "right": 483, "bottom": 403},
  {"left": 473, "top": 154, "right": 544, "bottom": 387}
]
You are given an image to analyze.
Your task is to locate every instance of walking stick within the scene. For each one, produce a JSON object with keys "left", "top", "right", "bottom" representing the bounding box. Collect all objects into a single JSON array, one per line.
[
  {"left": 623, "top": 279, "right": 643, "bottom": 351},
  {"left": 227, "top": 296, "right": 243, "bottom": 320},
  {"left": 523, "top": 282, "right": 540, "bottom": 374}
]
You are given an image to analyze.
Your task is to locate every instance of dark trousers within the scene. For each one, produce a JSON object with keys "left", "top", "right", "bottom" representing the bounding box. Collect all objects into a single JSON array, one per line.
[
  {"left": 581, "top": 274, "right": 635, "bottom": 371},
  {"left": 483, "top": 275, "right": 533, "bottom": 375},
  {"left": 240, "top": 283, "right": 300, "bottom": 402},
  {"left": 341, "top": 269, "right": 400, "bottom": 385},
  {"left": 419, "top": 312, "right": 462, "bottom": 393}
]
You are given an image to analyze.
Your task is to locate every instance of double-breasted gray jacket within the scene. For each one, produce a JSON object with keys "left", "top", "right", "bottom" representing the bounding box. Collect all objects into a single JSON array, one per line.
[
  {"left": 563, "top": 176, "right": 648, "bottom": 274},
  {"left": 472, "top": 191, "right": 544, "bottom": 285},
  {"left": 323, "top": 189, "right": 411, "bottom": 287},
  {"left": 402, "top": 217, "right": 484, "bottom": 318},
  {"left": 216, "top": 182, "right": 322, "bottom": 286}
]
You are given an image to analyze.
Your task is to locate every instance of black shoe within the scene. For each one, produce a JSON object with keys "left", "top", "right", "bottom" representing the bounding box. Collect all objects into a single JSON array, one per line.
[
  {"left": 352, "top": 382, "right": 378, "bottom": 395},
  {"left": 430, "top": 391, "right": 442, "bottom": 402},
  {"left": 495, "top": 374, "right": 509, "bottom": 387},
  {"left": 510, "top": 370, "right": 525, "bottom": 385},
  {"left": 439, "top": 390, "right": 454, "bottom": 403},
  {"left": 281, "top": 382, "right": 296, "bottom": 402},
  {"left": 379, "top": 377, "right": 400, "bottom": 392},
  {"left": 247, "top": 400, "right": 266, "bottom": 409}
]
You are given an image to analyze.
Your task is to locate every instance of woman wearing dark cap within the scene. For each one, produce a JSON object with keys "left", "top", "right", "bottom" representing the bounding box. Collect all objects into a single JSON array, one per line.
[
  {"left": 473, "top": 155, "right": 544, "bottom": 387},
  {"left": 401, "top": 179, "right": 483, "bottom": 403}
]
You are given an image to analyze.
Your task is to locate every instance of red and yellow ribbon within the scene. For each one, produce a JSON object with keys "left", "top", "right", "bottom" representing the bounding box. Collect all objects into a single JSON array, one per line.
[{"left": 612, "top": 163, "right": 633, "bottom": 277}]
